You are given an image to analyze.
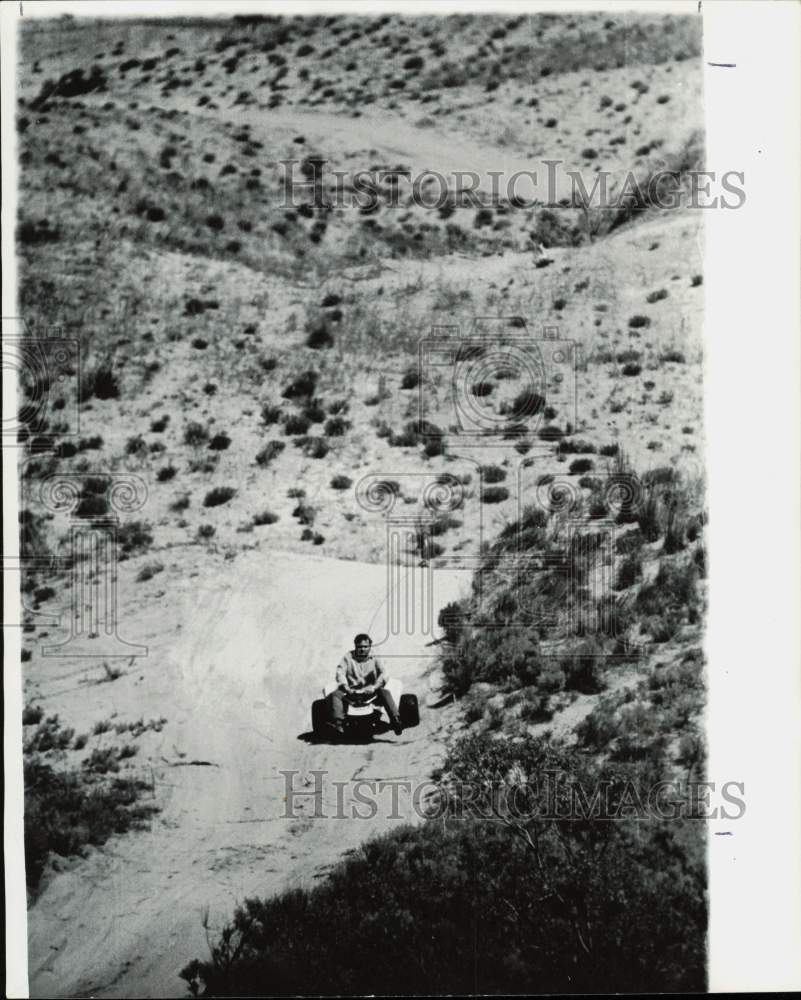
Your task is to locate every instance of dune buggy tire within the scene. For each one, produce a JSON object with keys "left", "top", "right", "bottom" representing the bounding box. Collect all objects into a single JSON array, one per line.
[
  {"left": 399, "top": 693, "right": 420, "bottom": 728},
  {"left": 311, "top": 698, "right": 328, "bottom": 736}
]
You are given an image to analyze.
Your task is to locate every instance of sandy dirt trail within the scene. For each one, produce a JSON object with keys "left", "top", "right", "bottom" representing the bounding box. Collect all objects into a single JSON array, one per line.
[
  {"left": 232, "top": 106, "right": 577, "bottom": 205},
  {"left": 27, "top": 550, "right": 469, "bottom": 998}
]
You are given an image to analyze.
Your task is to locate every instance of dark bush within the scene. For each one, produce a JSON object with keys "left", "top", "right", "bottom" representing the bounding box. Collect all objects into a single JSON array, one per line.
[
  {"left": 306, "top": 319, "right": 333, "bottom": 349},
  {"left": 285, "top": 414, "right": 310, "bottom": 435},
  {"left": 209, "top": 432, "right": 231, "bottom": 450},
  {"left": 117, "top": 520, "right": 153, "bottom": 556},
  {"left": 302, "top": 400, "right": 326, "bottom": 423},
  {"left": 184, "top": 422, "right": 209, "bottom": 446},
  {"left": 330, "top": 474, "right": 353, "bottom": 490},
  {"left": 255, "top": 440, "right": 285, "bottom": 466},
  {"left": 261, "top": 403, "right": 282, "bottom": 425},
  {"left": 204, "top": 486, "right": 236, "bottom": 507},
  {"left": 324, "top": 416, "right": 350, "bottom": 437},
  {"left": 481, "top": 464, "right": 507, "bottom": 484},
  {"left": 510, "top": 386, "right": 545, "bottom": 420},
  {"left": 282, "top": 370, "right": 318, "bottom": 399},
  {"left": 180, "top": 734, "right": 706, "bottom": 996},
  {"left": 81, "top": 357, "right": 119, "bottom": 401},
  {"left": 24, "top": 753, "right": 157, "bottom": 891},
  {"left": 481, "top": 486, "right": 509, "bottom": 504}
]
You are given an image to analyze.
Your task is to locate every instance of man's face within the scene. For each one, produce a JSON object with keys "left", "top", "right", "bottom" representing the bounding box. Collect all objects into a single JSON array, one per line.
[{"left": 354, "top": 639, "right": 371, "bottom": 661}]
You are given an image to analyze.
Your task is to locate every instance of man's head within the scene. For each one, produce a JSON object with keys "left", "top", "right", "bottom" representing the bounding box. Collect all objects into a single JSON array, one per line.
[{"left": 353, "top": 633, "right": 372, "bottom": 661}]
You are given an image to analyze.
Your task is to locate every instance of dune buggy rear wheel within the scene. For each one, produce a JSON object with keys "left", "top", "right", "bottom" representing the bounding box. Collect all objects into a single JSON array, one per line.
[
  {"left": 399, "top": 693, "right": 419, "bottom": 728},
  {"left": 311, "top": 698, "right": 328, "bottom": 736}
]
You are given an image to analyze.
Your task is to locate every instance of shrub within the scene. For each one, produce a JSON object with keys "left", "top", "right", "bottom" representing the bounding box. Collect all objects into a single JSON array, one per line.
[
  {"left": 252, "top": 509, "right": 279, "bottom": 526},
  {"left": 298, "top": 436, "right": 329, "bottom": 459},
  {"left": 628, "top": 315, "right": 651, "bottom": 329},
  {"left": 660, "top": 350, "right": 686, "bottom": 364},
  {"left": 471, "top": 381, "right": 494, "bottom": 397},
  {"left": 306, "top": 319, "right": 333, "bottom": 349},
  {"left": 285, "top": 414, "right": 310, "bottom": 435},
  {"left": 559, "top": 639, "right": 604, "bottom": 693},
  {"left": 184, "top": 422, "right": 209, "bottom": 446},
  {"left": 510, "top": 386, "right": 545, "bottom": 420},
  {"left": 559, "top": 438, "right": 596, "bottom": 455},
  {"left": 302, "top": 400, "right": 326, "bottom": 423},
  {"left": 481, "top": 486, "right": 509, "bottom": 504},
  {"left": 197, "top": 524, "right": 216, "bottom": 539},
  {"left": 646, "top": 289, "right": 668, "bottom": 303},
  {"left": 622, "top": 363, "right": 642, "bottom": 377},
  {"left": 401, "top": 367, "right": 420, "bottom": 390},
  {"left": 209, "top": 432, "right": 231, "bottom": 450},
  {"left": 80, "top": 357, "right": 119, "bottom": 401},
  {"left": 282, "top": 370, "right": 318, "bottom": 399},
  {"left": 180, "top": 731, "right": 706, "bottom": 994},
  {"left": 481, "top": 464, "right": 507, "bottom": 484},
  {"left": 170, "top": 494, "right": 190, "bottom": 512},
  {"left": 538, "top": 425, "right": 564, "bottom": 441},
  {"left": 324, "top": 416, "right": 350, "bottom": 437},
  {"left": 615, "top": 552, "right": 642, "bottom": 590},
  {"left": 24, "top": 754, "right": 158, "bottom": 890},
  {"left": 118, "top": 520, "right": 153, "bottom": 556},
  {"left": 330, "top": 474, "right": 353, "bottom": 490},
  {"left": 261, "top": 403, "right": 282, "bottom": 425},
  {"left": 125, "top": 434, "right": 147, "bottom": 456},
  {"left": 292, "top": 502, "right": 316, "bottom": 526},
  {"left": 136, "top": 561, "right": 163, "bottom": 583},
  {"left": 569, "top": 458, "right": 594, "bottom": 475},
  {"left": 23, "top": 703, "right": 44, "bottom": 726},
  {"left": 78, "top": 435, "right": 104, "bottom": 451},
  {"left": 204, "top": 486, "right": 236, "bottom": 507}
]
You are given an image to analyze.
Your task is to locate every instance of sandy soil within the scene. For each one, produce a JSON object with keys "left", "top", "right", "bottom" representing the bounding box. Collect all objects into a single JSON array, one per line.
[{"left": 26, "top": 551, "right": 468, "bottom": 998}]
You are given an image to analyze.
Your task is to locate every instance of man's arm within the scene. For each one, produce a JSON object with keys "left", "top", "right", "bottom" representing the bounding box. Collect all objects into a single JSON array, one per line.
[
  {"left": 371, "top": 657, "right": 387, "bottom": 690},
  {"left": 336, "top": 656, "right": 352, "bottom": 694}
]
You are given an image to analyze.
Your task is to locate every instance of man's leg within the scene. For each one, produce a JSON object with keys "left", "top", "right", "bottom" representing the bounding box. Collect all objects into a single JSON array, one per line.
[
  {"left": 376, "top": 686, "right": 402, "bottom": 734},
  {"left": 327, "top": 688, "right": 347, "bottom": 735}
]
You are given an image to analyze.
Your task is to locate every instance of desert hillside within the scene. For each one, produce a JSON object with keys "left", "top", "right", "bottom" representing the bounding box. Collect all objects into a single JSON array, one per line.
[{"left": 17, "top": 11, "right": 707, "bottom": 997}]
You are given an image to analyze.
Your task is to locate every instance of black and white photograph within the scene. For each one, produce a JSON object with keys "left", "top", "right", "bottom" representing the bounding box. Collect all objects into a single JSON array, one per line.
[{"left": 3, "top": 1, "right": 800, "bottom": 996}]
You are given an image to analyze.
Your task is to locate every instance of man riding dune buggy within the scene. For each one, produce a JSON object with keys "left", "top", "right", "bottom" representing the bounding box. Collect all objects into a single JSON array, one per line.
[{"left": 311, "top": 633, "right": 419, "bottom": 741}]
